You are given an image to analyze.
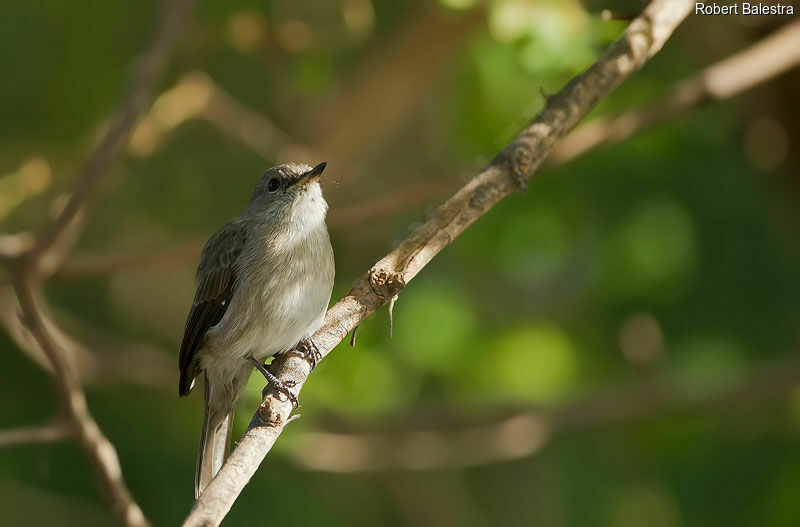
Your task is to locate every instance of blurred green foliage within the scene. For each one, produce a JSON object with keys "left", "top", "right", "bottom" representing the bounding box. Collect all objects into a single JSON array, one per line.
[{"left": 1, "top": 0, "right": 799, "bottom": 526}]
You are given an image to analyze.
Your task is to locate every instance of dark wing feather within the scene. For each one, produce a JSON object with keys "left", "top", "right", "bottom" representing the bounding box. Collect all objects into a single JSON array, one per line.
[{"left": 178, "top": 220, "right": 247, "bottom": 396}]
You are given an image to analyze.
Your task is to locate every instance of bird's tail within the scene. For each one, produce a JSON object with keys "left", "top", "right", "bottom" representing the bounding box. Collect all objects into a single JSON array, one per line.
[{"left": 195, "top": 373, "right": 233, "bottom": 499}]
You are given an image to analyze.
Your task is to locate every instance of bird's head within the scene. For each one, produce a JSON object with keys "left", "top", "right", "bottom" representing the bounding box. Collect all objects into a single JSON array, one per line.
[{"left": 248, "top": 162, "right": 328, "bottom": 226}]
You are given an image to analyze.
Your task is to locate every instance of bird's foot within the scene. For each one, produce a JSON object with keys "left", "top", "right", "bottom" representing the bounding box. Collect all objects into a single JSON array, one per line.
[
  {"left": 264, "top": 379, "right": 299, "bottom": 408},
  {"left": 248, "top": 356, "right": 299, "bottom": 408},
  {"left": 287, "top": 338, "right": 322, "bottom": 371}
]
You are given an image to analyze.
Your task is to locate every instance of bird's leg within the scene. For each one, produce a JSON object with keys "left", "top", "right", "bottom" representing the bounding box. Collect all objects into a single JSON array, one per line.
[
  {"left": 247, "top": 356, "right": 299, "bottom": 408},
  {"left": 286, "top": 338, "right": 322, "bottom": 371}
]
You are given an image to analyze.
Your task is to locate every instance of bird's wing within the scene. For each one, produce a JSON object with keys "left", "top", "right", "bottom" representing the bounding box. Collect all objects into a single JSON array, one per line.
[{"left": 178, "top": 220, "right": 248, "bottom": 396}]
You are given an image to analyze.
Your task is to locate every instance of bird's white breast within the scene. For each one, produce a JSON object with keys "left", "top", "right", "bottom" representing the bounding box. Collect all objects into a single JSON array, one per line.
[{"left": 202, "top": 185, "right": 334, "bottom": 372}]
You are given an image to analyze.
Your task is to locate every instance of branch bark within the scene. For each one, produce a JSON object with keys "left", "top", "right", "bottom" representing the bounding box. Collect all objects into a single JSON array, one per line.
[{"left": 184, "top": 1, "right": 694, "bottom": 524}]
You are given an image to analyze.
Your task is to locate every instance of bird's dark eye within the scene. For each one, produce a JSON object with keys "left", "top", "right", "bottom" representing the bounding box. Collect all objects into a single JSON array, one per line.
[{"left": 267, "top": 178, "right": 280, "bottom": 192}]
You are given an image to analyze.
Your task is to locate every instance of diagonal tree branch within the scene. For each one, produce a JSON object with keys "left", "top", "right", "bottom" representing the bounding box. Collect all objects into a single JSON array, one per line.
[{"left": 184, "top": 1, "right": 695, "bottom": 524}]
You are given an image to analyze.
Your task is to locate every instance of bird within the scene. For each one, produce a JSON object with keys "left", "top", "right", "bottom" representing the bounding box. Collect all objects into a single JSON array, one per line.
[{"left": 178, "top": 162, "right": 334, "bottom": 498}]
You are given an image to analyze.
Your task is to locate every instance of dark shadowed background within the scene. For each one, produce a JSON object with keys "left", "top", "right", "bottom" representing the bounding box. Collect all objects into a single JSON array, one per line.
[{"left": 1, "top": 0, "right": 799, "bottom": 525}]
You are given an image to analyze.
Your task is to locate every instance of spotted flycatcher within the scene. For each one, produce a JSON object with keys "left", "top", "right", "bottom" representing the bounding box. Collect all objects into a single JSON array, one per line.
[{"left": 178, "top": 162, "right": 334, "bottom": 497}]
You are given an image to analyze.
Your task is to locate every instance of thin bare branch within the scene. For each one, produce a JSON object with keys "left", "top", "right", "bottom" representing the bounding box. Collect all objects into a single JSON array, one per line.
[
  {"left": 19, "top": 0, "right": 196, "bottom": 266},
  {"left": 126, "top": 71, "right": 309, "bottom": 161},
  {"left": 0, "top": 1, "right": 196, "bottom": 525},
  {"left": 0, "top": 422, "right": 74, "bottom": 449},
  {"left": 13, "top": 277, "right": 149, "bottom": 527},
  {"left": 0, "top": 284, "right": 178, "bottom": 392},
  {"left": 184, "top": 1, "right": 694, "bottom": 524},
  {"left": 0, "top": 284, "right": 97, "bottom": 377},
  {"left": 56, "top": 240, "right": 204, "bottom": 280}
]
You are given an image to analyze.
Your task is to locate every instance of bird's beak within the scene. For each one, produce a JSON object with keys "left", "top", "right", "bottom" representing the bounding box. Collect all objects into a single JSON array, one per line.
[{"left": 298, "top": 162, "right": 326, "bottom": 185}]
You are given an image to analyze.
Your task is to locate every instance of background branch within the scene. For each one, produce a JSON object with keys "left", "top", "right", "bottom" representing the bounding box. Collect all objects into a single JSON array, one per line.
[
  {"left": 12, "top": 278, "right": 150, "bottom": 527},
  {"left": 0, "top": 284, "right": 176, "bottom": 389},
  {"left": 0, "top": 0, "right": 195, "bottom": 525},
  {"left": 184, "top": 1, "right": 694, "bottom": 525},
  {"left": 286, "top": 355, "right": 800, "bottom": 472},
  {"left": 18, "top": 0, "right": 196, "bottom": 267},
  {"left": 0, "top": 422, "right": 73, "bottom": 449}
]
